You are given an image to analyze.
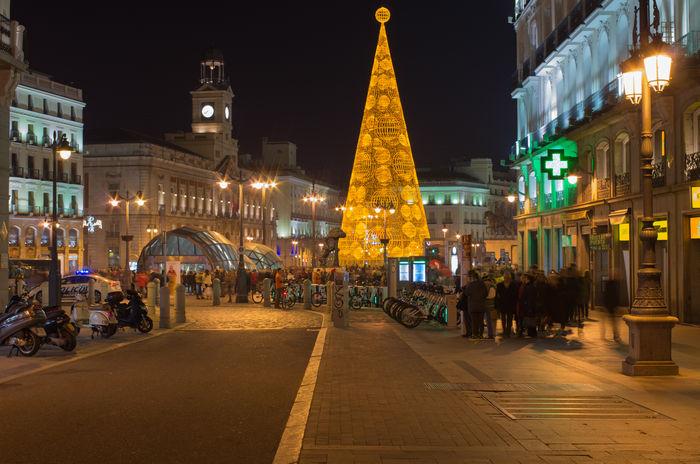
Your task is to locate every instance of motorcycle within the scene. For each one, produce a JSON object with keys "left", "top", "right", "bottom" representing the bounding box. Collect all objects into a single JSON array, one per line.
[
  {"left": 0, "top": 304, "right": 47, "bottom": 357},
  {"left": 108, "top": 290, "right": 153, "bottom": 334},
  {"left": 8, "top": 295, "right": 78, "bottom": 352}
]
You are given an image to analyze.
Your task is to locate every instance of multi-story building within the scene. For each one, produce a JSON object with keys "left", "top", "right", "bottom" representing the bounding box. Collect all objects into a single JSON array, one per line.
[
  {"left": 9, "top": 71, "right": 85, "bottom": 273},
  {"left": 84, "top": 50, "right": 268, "bottom": 271},
  {"left": 0, "top": 0, "right": 27, "bottom": 305},
  {"left": 418, "top": 158, "right": 517, "bottom": 267},
  {"left": 247, "top": 138, "right": 343, "bottom": 267},
  {"left": 510, "top": 0, "right": 700, "bottom": 322}
]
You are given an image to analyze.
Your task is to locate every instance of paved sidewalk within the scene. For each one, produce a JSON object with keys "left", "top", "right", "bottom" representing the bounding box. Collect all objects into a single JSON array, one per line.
[{"left": 298, "top": 310, "right": 700, "bottom": 464}]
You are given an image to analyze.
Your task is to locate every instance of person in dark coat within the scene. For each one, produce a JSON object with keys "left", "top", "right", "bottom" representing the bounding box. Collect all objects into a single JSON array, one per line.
[
  {"left": 464, "top": 270, "right": 488, "bottom": 339},
  {"left": 517, "top": 273, "right": 537, "bottom": 337},
  {"left": 495, "top": 270, "right": 518, "bottom": 337},
  {"left": 602, "top": 272, "right": 621, "bottom": 342},
  {"left": 546, "top": 272, "right": 568, "bottom": 334}
]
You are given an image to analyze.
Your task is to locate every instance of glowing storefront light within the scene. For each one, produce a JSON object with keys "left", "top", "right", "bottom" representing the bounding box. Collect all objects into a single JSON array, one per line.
[{"left": 338, "top": 7, "right": 429, "bottom": 265}]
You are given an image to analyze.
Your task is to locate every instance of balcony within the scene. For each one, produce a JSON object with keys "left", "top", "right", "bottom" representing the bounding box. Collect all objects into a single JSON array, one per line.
[
  {"left": 685, "top": 152, "right": 700, "bottom": 181},
  {"left": 10, "top": 205, "right": 42, "bottom": 216},
  {"left": 652, "top": 162, "right": 666, "bottom": 188},
  {"left": 595, "top": 178, "right": 611, "bottom": 200},
  {"left": 10, "top": 166, "right": 22, "bottom": 177},
  {"left": 615, "top": 172, "right": 631, "bottom": 196},
  {"left": 544, "top": 193, "right": 553, "bottom": 209},
  {"left": 514, "top": 0, "right": 603, "bottom": 85}
]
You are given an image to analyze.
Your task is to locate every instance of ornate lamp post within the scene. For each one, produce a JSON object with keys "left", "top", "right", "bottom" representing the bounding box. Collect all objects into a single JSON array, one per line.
[
  {"left": 303, "top": 184, "right": 325, "bottom": 267},
  {"left": 109, "top": 191, "right": 145, "bottom": 275},
  {"left": 441, "top": 226, "right": 449, "bottom": 268},
  {"left": 48, "top": 133, "right": 74, "bottom": 306},
  {"left": 219, "top": 173, "right": 253, "bottom": 303},
  {"left": 619, "top": 0, "right": 677, "bottom": 376},
  {"left": 252, "top": 179, "right": 277, "bottom": 247}
]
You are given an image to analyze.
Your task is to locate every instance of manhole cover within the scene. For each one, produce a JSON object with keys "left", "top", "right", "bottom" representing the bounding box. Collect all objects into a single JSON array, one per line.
[{"left": 482, "top": 393, "right": 670, "bottom": 420}]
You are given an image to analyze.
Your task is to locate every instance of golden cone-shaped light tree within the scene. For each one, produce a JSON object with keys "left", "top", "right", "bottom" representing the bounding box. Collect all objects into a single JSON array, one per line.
[{"left": 338, "top": 7, "right": 429, "bottom": 266}]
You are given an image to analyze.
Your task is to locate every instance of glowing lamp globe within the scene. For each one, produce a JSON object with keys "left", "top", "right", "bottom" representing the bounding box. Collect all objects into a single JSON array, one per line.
[
  {"left": 567, "top": 174, "right": 579, "bottom": 185},
  {"left": 56, "top": 135, "right": 74, "bottom": 160},
  {"left": 507, "top": 194, "right": 516, "bottom": 203},
  {"left": 218, "top": 180, "right": 230, "bottom": 190},
  {"left": 644, "top": 52, "right": 672, "bottom": 93},
  {"left": 622, "top": 69, "right": 643, "bottom": 105}
]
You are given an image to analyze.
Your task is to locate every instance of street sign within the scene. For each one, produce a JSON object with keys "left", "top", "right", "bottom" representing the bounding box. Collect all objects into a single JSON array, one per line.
[
  {"left": 692, "top": 186, "right": 700, "bottom": 209},
  {"left": 619, "top": 223, "right": 630, "bottom": 242},
  {"left": 540, "top": 149, "right": 574, "bottom": 180}
]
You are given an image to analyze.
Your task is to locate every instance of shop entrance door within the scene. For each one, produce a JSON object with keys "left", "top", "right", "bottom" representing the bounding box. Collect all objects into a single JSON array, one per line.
[
  {"left": 686, "top": 236, "right": 700, "bottom": 323},
  {"left": 528, "top": 230, "right": 538, "bottom": 268},
  {"left": 544, "top": 229, "right": 551, "bottom": 273}
]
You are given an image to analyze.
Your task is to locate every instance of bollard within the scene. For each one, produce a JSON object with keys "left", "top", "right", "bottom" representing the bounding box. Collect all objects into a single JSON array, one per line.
[
  {"left": 87, "top": 279, "right": 95, "bottom": 304},
  {"left": 159, "top": 285, "right": 171, "bottom": 329},
  {"left": 175, "top": 284, "right": 186, "bottom": 323},
  {"left": 326, "top": 281, "right": 334, "bottom": 310},
  {"left": 263, "top": 278, "right": 272, "bottom": 307},
  {"left": 303, "top": 279, "right": 312, "bottom": 309},
  {"left": 146, "top": 281, "right": 157, "bottom": 312},
  {"left": 212, "top": 278, "right": 221, "bottom": 306},
  {"left": 154, "top": 278, "right": 160, "bottom": 305},
  {"left": 446, "top": 294, "right": 459, "bottom": 329}
]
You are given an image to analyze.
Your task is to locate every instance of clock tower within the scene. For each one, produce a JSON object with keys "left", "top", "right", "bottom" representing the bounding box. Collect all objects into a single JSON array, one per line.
[
  {"left": 165, "top": 48, "right": 238, "bottom": 167},
  {"left": 191, "top": 48, "right": 233, "bottom": 135}
]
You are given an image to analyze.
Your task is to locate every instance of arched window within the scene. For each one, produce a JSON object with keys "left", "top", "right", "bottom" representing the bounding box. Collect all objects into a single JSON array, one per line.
[
  {"left": 8, "top": 226, "right": 19, "bottom": 246},
  {"left": 41, "top": 227, "right": 50, "bottom": 246},
  {"left": 68, "top": 229, "right": 78, "bottom": 248},
  {"left": 543, "top": 172, "right": 552, "bottom": 195},
  {"left": 25, "top": 227, "right": 36, "bottom": 247},
  {"left": 614, "top": 133, "right": 630, "bottom": 175},
  {"left": 528, "top": 170, "right": 537, "bottom": 200},
  {"left": 595, "top": 141, "right": 610, "bottom": 179},
  {"left": 56, "top": 228, "right": 65, "bottom": 248}
]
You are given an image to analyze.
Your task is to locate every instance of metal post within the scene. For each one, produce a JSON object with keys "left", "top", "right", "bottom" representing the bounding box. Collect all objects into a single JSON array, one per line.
[
  {"left": 175, "top": 283, "right": 186, "bottom": 323},
  {"left": 622, "top": 0, "right": 678, "bottom": 376},
  {"left": 124, "top": 195, "right": 130, "bottom": 271},
  {"left": 159, "top": 285, "right": 171, "bottom": 329},
  {"left": 49, "top": 139, "right": 60, "bottom": 307},
  {"left": 212, "top": 278, "right": 221, "bottom": 306},
  {"left": 261, "top": 187, "right": 267, "bottom": 246},
  {"left": 311, "top": 200, "right": 317, "bottom": 267},
  {"left": 235, "top": 170, "right": 249, "bottom": 303}
]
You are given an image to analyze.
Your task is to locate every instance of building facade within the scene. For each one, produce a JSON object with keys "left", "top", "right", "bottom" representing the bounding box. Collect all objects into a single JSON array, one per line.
[
  {"left": 510, "top": 0, "right": 700, "bottom": 322},
  {"left": 9, "top": 71, "right": 85, "bottom": 273},
  {"left": 248, "top": 138, "right": 343, "bottom": 267},
  {"left": 419, "top": 158, "right": 517, "bottom": 268},
  {"left": 84, "top": 51, "right": 268, "bottom": 271}
]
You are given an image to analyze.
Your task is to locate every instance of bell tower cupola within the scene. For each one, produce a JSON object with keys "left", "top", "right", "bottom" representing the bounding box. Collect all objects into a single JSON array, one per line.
[{"left": 191, "top": 48, "right": 234, "bottom": 136}]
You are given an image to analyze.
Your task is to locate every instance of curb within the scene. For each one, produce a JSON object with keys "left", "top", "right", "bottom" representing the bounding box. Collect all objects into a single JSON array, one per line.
[{"left": 273, "top": 311, "right": 329, "bottom": 464}]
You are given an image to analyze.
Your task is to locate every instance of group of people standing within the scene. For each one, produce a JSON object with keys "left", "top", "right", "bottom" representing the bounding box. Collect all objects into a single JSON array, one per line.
[{"left": 457, "top": 265, "right": 595, "bottom": 340}]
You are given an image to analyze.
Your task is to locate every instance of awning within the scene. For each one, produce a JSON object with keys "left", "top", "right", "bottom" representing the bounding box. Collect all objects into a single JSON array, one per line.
[
  {"left": 609, "top": 208, "right": 631, "bottom": 226},
  {"left": 564, "top": 210, "right": 590, "bottom": 222}
]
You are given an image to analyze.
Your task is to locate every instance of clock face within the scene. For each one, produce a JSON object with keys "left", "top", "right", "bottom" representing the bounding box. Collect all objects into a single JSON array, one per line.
[
  {"left": 201, "top": 104, "right": 214, "bottom": 119},
  {"left": 225, "top": 105, "right": 230, "bottom": 120}
]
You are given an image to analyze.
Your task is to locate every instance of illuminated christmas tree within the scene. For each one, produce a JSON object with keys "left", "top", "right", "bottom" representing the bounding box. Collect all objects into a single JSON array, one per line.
[{"left": 338, "top": 7, "right": 429, "bottom": 266}]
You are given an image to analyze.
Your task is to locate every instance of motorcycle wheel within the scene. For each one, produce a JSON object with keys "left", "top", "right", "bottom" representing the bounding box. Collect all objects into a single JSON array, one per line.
[
  {"left": 17, "top": 330, "right": 40, "bottom": 357},
  {"left": 137, "top": 316, "right": 153, "bottom": 333},
  {"left": 60, "top": 330, "right": 78, "bottom": 352},
  {"left": 101, "top": 324, "right": 118, "bottom": 339}
]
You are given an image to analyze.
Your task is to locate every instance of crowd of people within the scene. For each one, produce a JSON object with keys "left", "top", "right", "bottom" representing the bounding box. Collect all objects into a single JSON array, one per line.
[{"left": 456, "top": 264, "right": 620, "bottom": 341}]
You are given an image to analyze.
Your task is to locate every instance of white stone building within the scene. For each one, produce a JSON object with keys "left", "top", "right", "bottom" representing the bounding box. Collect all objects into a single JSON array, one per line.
[{"left": 8, "top": 71, "right": 85, "bottom": 273}]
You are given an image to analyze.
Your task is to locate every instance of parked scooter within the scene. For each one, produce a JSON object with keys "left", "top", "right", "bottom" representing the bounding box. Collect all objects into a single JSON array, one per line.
[
  {"left": 107, "top": 290, "right": 153, "bottom": 334},
  {"left": 71, "top": 293, "right": 118, "bottom": 339},
  {"left": 8, "top": 295, "right": 78, "bottom": 352},
  {"left": 0, "top": 304, "right": 47, "bottom": 357}
]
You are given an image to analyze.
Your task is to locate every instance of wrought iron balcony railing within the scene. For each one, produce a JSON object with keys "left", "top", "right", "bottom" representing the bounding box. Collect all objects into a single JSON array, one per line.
[
  {"left": 685, "top": 151, "right": 700, "bottom": 181},
  {"left": 596, "top": 177, "right": 611, "bottom": 200},
  {"left": 615, "top": 172, "right": 631, "bottom": 196}
]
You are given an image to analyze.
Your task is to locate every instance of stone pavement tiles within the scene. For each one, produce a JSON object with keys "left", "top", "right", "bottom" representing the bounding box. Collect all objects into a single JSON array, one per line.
[
  {"left": 298, "top": 310, "right": 700, "bottom": 464},
  {"left": 183, "top": 298, "right": 323, "bottom": 330}
]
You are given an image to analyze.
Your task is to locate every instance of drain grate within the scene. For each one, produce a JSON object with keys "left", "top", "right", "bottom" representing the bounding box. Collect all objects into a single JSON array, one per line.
[
  {"left": 482, "top": 393, "right": 670, "bottom": 420},
  {"left": 424, "top": 383, "right": 601, "bottom": 393}
]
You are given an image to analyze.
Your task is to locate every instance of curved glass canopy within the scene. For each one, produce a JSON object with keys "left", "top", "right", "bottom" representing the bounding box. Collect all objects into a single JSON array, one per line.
[{"left": 137, "top": 227, "right": 282, "bottom": 271}]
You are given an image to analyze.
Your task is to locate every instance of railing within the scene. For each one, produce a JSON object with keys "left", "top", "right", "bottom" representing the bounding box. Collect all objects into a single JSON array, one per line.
[
  {"left": 10, "top": 166, "right": 23, "bottom": 177},
  {"left": 685, "top": 151, "right": 700, "bottom": 181},
  {"left": 676, "top": 31, "right": 700, "bottom": 57},
  {"left": 652, "top": 162, "right": 666, "bottom": 187},
  {"left": 27, "top": 168, "right": 40, "bottom": 179},
  {"left": 556, "top": 190, "right": 565, "bottom": 205},
  {"left": 71, "top": 174, "right": 81, "bottom": 184},
  {"left": 544, "top": 193, "right": 553, "bottom": 209},
  {"left": 596, "top": 178, "right": 611, "bottom": 200},
  {"left": 10, "top": 205, "right": 42, "bottom": 215},
  {"left": 615, "top": 172, "right": 631, "bottom": 196}
]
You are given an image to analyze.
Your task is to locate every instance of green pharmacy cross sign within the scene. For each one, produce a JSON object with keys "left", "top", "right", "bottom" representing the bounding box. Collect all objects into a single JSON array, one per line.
[{"left": 540, "top": 149, "right": 573, "bottom": 180}]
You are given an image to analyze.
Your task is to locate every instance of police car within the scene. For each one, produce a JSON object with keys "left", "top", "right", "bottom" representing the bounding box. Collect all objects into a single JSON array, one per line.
[{"left": 29, "top": 271, "right": 122, "bottom": 304}]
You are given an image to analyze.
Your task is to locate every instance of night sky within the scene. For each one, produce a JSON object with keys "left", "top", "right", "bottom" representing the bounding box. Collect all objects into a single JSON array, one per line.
[{"left": 14, "top": 1, "right": 516, "bottom": 186}]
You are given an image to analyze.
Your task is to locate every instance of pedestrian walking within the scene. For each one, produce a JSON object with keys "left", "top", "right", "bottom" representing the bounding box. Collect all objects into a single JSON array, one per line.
[
  {"left": 203, "top": 270, "right": 213, "bottom": 299},
  {"left": 517, "top": 273, "right": 537, "bottom": 337},
  {"left": 274, "top": 269, "right": 284, "bottom": 308},
  {"left": 457, "top": 283, "right": 471, "bottom": 338},
  {"left": 602, "top": 272, "right": 621, "bottom": 342},
  {"left": 224, "top": 270, "right": 236, "bottom": 303}
]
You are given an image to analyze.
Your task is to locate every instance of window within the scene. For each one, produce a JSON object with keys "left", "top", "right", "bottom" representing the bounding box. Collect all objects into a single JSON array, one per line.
[
  {"left": 70, "top": 107, "right": 76, "bottom": 121},
  {"left": 28, "top": 191, "right": 35, "bottom": 210},
  {"left": 444, "top": 194, "right": 452, "bottom": 205},
  {"left": 43, "top": 192, "right": 49, "bottom": 213},
  {"left": 56, "top": 103, "right": 63, "bottom": 118},
  {"left": 543, "top": 173, "right": 552, "bottom": 195},
  {"left": 43, "top": 99, "right": 48, "bottom": 114},
  {"left": 42, "top": 158, "right": 49, "bottom": 180},
  {"left": 8, "top": 226, "right": 19, "bottom": 246},
  {"left": 27, "top": 95, "right": 33, "bottom": 111},
  {"left": 27, "top": 155, "right": 34, "bottom": 176},
  {"left": 68, "top": 229, "right": 78, "bottom": 248},
  {"left": 10, "top": 189, "right": 18, "bottom": 212},
  {"left": 614, "top": 133, "right": 630, "bottom": 175},
  {"left": 528, "top": 171, "right": 537, "bottom": 199},
  {"left": 27, "top": 124, "right": 35, "bottom": 144},
  {"left": 428, "top": 195, "right": 435, "bottom": 205},
  {"left": 42, "top": 127, "right": 50, "bottom": 146},
  {"left": 25, "top": 228, "right": 35, "bottom": 247},
  {"left": 595, "top": 141, "right": 610, "bottom": 179},
  {"left": 41, "top": 228, "right": 50, "bottom": 246},
  {"left": 70, "top": 195, "right": 77, "bottom": 214},
  {"left": 56, "top": 228, "right": 65, "bottom": 247},
  {"left": 10, "top": 120, "right": 19, "bottom": 140},
  {"left": 57, "top": 194, "right": 64, "bottom": 212}
]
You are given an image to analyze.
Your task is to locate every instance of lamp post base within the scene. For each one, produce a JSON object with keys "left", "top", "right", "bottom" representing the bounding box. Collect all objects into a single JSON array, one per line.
[{"left": 621, "top": 314, "right": 679, "bottom": 376}]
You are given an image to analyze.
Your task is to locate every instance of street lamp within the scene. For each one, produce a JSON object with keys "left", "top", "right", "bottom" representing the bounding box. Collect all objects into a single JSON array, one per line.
[
  {"left": 48, "top": 133, "right": 74, "bottom": 306},
  {"left": 373, "top": 205, "right": 395, "bottom": 285},
  {"left": 252, "top": 178, "right": 277, "bottom": 247},
  {"left": 442, "top": 226, "right": 449, "bottom": 269},
  {"left": 303, "top": 183, "right": 325, "bottom": 267},
  {"left": 109, "top": 191, "right": 145, "bottom": 277},
  {"left": 146, "top": 224, "right": 158, "bottom": 239},
  {"left": 618, "top": 0, "right": 678, "bottom": 376}
]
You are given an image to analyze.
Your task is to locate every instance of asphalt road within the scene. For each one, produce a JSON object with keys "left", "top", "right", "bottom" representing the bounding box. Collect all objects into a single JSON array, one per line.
[{"left": 0, "top": 328, "right": 318, "bottom": 464}]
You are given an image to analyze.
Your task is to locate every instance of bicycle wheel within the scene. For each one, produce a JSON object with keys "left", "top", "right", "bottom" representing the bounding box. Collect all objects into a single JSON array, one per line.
[
  {"left": 311, "top": 291, "right": 323, "bottom": 307},
  {"left": 350, "top": 296, "right": 362, "bottom": 310},
  {"left": 251, "top": 290, "right": 263, "bottom": 304}
]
